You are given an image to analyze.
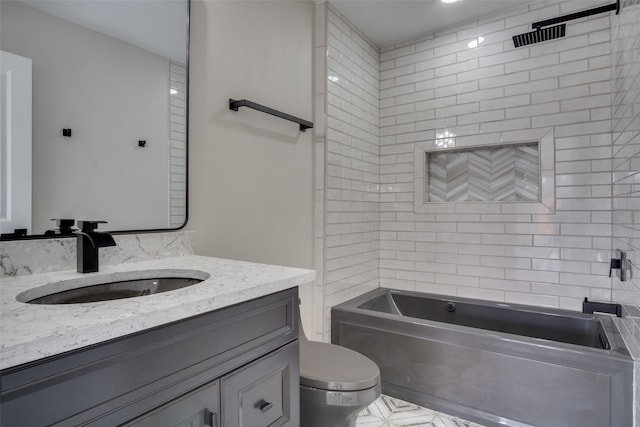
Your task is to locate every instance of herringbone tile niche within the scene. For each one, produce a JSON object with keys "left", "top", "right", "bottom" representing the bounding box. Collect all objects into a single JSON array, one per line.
[{"left": 426, "top": 142, "right": 540, "bottom": 203}]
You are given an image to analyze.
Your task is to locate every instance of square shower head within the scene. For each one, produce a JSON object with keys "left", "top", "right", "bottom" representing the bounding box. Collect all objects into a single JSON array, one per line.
[{"left": 512, "top": 23, "right": 566, "bottom": 48}]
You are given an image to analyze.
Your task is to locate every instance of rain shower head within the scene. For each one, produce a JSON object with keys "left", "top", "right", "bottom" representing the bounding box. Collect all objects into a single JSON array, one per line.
[
  {"left": 512, "top": 0, "right": 619, "bottom": 48},
  {"left": 512, "top": 24, "right": 566, "bottom": 48}
]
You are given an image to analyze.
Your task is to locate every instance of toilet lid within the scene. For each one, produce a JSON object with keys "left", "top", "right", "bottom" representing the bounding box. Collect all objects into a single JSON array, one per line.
[{"left": 300, "top": 341, "right": 380, "bottom": 391}]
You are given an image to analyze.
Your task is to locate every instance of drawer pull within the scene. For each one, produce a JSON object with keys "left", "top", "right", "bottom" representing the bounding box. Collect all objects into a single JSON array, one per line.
[
  {"left": 203, "top": 409, "right": 218, "bottom": 427},
  {"left": 255, "top": 399, "right": 273, "bottom": 413}
]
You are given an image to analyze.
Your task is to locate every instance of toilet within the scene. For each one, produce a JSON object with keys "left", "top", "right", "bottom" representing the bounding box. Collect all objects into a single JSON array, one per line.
[{"left": 298, "top": 317, "right": 381, "bottom": 427}]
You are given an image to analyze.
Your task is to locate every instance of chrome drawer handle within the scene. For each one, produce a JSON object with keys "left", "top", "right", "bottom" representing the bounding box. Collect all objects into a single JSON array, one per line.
[{"left": 255, "top": 399, "right": 273, "bottom": 413}]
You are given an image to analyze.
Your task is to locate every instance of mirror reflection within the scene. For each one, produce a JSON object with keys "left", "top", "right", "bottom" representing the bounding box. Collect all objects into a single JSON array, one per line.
[{"left": 0, "top": 0, "right": 188, "bottom": 238}]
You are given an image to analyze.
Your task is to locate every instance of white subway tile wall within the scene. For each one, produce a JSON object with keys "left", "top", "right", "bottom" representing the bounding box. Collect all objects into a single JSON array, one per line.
[
  {"left": 611, "top": 0, "right": 640, "bottom": 419},
  {"left": 377, "top": 0, "right": 613, "bottom": 310},
  {"left": 317, "top": 11, "right": 639, "bottom": 411},
  {"left": 314, "top": 0, "right": 639, "bottom": 420},
  {"left": 322, "top": 6, "right": 380, "bottom": 338},
  {"left": 169, "top": 61, "right": 187, "bottom": 227},
  {"left": 309, "top": 2, "right": 329, "bottom": 341}
]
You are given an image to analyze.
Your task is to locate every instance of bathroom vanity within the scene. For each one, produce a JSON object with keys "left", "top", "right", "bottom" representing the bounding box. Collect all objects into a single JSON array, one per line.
[{"left": 0, "top": 255, "right": 315, "bottom": 426}]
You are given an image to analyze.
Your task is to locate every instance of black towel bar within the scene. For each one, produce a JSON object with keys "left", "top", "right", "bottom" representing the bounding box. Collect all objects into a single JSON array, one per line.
[{"left": 229, "top": 99, "right": 314, "bottom": 132}]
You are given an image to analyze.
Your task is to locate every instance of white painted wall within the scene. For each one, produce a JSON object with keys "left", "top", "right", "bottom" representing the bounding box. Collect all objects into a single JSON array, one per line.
[
  {"left": 0, "top": 1, "right": 170, "bottom": 233},
  {"left": 188, "top": 1, "right": 315, "bottom": 334}
]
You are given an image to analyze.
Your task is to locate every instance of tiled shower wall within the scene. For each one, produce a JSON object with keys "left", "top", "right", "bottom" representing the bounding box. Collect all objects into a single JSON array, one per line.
[
  {"left": 316, "top": 0, "right": 639, "bottom": 417},
  {"left": 169, "top": 61, "right": 187, "bottom": 228},
  {"left": 377, "top": 0, "right": 614, "bottom": 310},
  {"left": 320, "top": 5, "right": 380, "bottom": 337},
  {"left": 611, "top": 0, "right": 640, "bottom": 418}
]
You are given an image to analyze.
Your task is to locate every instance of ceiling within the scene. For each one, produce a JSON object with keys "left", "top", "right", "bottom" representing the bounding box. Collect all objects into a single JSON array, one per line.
[
  {"left": 17, "top": 0, "right": 187, "bottom": 63},
  {"left": 329, "top": 0, "right": 535, "bottom": 47},
  {"left": 20, "top": 0, "right": 534, "bottom": 60}
]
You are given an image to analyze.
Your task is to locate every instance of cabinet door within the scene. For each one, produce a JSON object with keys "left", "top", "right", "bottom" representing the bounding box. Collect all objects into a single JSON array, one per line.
[
  {"left": 125, "top": 380, "right": 220, "bottom": 427},
  {"left": 221, "top": 342, "right": 299, "bottom": 427}
]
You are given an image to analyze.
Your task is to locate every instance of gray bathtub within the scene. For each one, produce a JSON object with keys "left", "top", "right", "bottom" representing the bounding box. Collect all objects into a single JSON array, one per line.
[{"left": 331, "top": 288, "right": 632, "bottom": 427}]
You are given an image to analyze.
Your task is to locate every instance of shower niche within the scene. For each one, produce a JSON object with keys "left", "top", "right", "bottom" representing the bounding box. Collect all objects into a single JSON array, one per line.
[{"left": 414, "top": 129, "right": 555, "bottom": 215}]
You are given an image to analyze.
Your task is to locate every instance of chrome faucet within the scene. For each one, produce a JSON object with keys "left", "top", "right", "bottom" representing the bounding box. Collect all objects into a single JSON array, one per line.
[{"left": 76, "top": 221, "right": 116, "bottom": 273}]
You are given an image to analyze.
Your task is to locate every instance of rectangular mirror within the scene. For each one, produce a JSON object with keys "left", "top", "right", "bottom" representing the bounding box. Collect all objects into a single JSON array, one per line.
[{"left": 0, "top": 0, "right": 189, "bottom": 238}]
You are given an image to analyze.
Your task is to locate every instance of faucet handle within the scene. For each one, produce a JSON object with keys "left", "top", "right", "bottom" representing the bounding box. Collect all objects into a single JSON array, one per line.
[
  {"left": 78, "top": 220, "right": 108, "bottom": 233},
  {"left": 51, "top": 218, "right": 75, "bottom": 227},
  {"left": 50, "top": 218, "right": 76, "bottom": 234}
]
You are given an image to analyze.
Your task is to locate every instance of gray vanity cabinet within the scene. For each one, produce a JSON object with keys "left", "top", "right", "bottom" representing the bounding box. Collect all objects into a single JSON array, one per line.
[{"left": 0, "top": 288, "right": 299, "bottom": 427}]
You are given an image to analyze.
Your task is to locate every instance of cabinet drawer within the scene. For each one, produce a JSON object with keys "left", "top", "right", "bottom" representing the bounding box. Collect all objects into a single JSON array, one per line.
[
  {"left": 221, "top": 342, "right": 299, "bottom": 427},
  {"left": 126, "top": 380, "right": 219, "bottom": 427}
]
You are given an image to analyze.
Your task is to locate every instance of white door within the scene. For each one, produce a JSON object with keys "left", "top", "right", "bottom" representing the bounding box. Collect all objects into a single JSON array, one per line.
[{"left": 0, "top": 50, "right": 32, "bottom": 235}]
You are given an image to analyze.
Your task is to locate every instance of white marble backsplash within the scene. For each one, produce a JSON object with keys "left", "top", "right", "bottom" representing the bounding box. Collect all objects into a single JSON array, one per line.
[{"left": 0, "top": 231, "right": 194, "bottom": 278}]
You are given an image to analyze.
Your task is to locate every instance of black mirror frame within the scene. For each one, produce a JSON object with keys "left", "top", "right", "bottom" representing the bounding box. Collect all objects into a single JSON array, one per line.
[{"left": 1, "top": 0, "right": 190, "bottom": 242}]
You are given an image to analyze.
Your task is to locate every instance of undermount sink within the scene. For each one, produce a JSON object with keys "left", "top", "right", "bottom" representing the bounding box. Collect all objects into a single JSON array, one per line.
[{"left": 17, "top": 269, "right": 210, "bottom": 304}]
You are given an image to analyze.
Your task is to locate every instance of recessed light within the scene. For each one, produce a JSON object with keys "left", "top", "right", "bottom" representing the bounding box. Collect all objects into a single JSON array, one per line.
[{"left": 441, "top": 0, "right": 459, "bottom": 3}]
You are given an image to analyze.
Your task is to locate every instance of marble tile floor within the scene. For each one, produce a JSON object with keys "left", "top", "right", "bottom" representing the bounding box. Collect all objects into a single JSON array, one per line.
[{"left": 356, "top": 394, "right": 486, "bottom": 427}]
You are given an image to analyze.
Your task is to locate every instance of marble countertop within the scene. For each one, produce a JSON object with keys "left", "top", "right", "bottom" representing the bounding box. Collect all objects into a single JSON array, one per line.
[{"left": 0, "top": 255, "right": 315, "bottom": 370}]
